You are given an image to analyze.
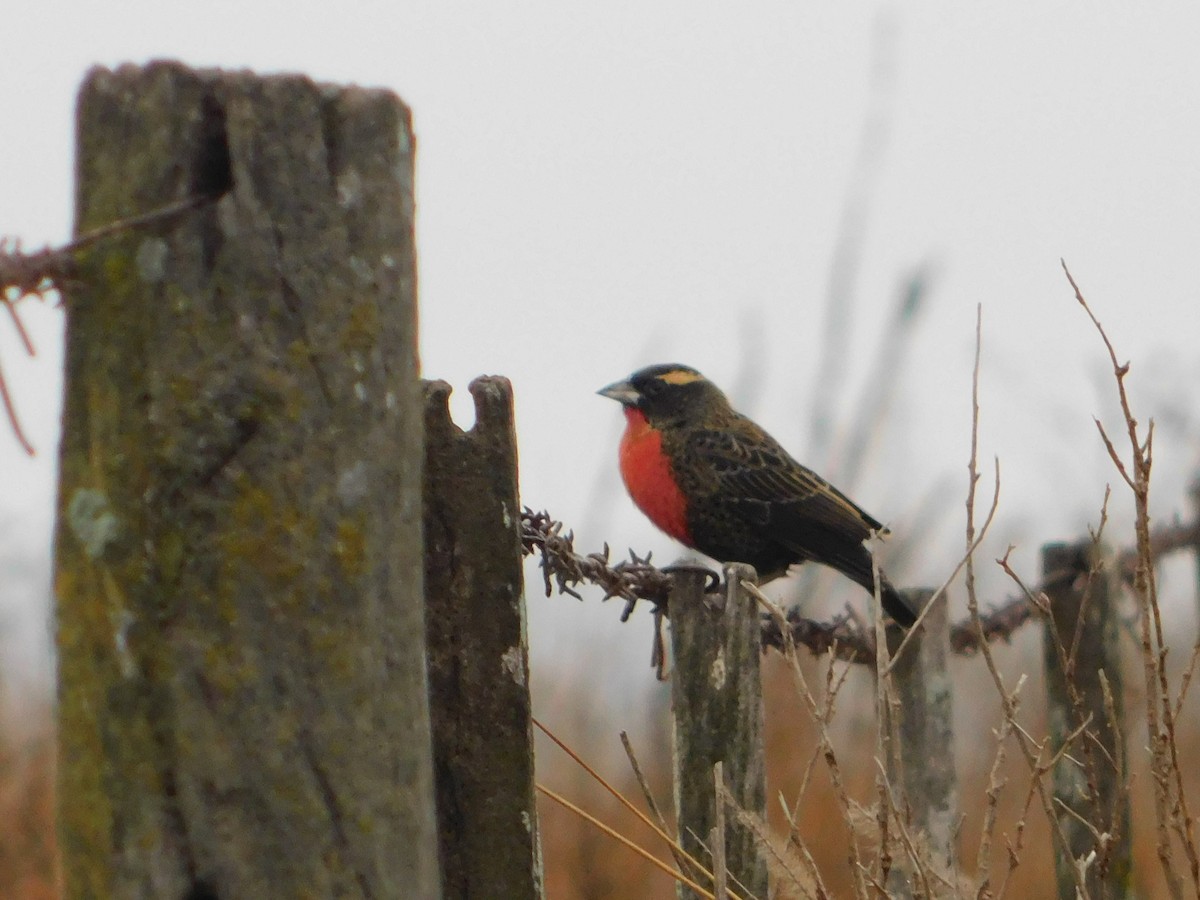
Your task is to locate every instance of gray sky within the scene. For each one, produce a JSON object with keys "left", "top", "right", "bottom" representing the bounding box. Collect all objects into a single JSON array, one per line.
[{"left": 3, "top": 3, "right": 1200, "bottom": 703}]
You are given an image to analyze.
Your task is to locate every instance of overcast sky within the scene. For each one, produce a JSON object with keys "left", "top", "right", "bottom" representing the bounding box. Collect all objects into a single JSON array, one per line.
[{"left": 4, "top": 3, "right": 1200, "bottom": 708}]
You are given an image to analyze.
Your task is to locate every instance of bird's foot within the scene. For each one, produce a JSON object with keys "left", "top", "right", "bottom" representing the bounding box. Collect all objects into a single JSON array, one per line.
[{"left": 659, "top": 561, "right": 722, "bottom": 594}]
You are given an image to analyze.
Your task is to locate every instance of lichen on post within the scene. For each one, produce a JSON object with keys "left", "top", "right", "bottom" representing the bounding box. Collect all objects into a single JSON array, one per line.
[{"left": 55, "top": 62, "right": 438, "bottom": 898}]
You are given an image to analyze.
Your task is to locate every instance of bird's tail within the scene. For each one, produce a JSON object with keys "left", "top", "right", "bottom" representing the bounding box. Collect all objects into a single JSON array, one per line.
[
  {"left": 842, "top": 551, "right": 919, "bottom": 627},
  {"left": 877, "top": 576, "right": 919, "bottom": 628}
]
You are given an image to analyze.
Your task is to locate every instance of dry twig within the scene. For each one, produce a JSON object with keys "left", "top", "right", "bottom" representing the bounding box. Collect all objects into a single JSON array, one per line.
[{"left": 1064, "top": 261, "right": 1200, "bottom": 897}]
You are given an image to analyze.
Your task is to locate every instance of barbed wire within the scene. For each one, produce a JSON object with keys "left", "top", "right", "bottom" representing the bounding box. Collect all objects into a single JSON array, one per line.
[
  {"left": 521, "top": 508, "right": 673, "bottom": 623},
  {"left": 1, "top": 194, "right": 216, "bottom": 456},
  {"left": 521, "top": 506, "right": 1199, "bottom": 667}
]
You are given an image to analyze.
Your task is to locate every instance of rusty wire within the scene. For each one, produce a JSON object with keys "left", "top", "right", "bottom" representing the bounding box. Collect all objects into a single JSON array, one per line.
[
  {"left": 1, "top": 194, "right": 216, "bottom": 456},
  {"left": 521, "top": 507, "right": 1057, "bottom": 666}
]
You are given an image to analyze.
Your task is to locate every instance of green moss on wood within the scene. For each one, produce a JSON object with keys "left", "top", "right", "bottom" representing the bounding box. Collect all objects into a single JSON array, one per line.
[
  {"left": 340, "top": 297, "right": 379, "bottom": 355},
  {"left": 334, "top": 518, "right": 366, "bottom": 578}
]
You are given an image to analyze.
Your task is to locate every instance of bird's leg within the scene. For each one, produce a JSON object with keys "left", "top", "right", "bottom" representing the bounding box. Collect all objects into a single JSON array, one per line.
[{"left": 650, "top": 607, "right": 669, "bottom": 680}]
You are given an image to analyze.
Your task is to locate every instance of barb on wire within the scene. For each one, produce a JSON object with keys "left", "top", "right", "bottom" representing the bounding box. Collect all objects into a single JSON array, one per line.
[
  {"left": 948, "top": 598, "right": 1037, "bottom": 656},
  {"left": 1, "top": 240, "right": 75, "bottom": 304},
  {"left": 760, "top": 606, "right": 876, "bottom": 664},
  {"left": 0, "top": 237, "right": 71, "bottom": 456}
]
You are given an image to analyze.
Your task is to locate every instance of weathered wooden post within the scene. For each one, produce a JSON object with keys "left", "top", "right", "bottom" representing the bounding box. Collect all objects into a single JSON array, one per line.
[
  {"left": 1192, "top": 477, "right": 1200, "bottom": 618},
  {"left": 1042, "top": 541, "right": 1131, "bottom": 899},
  {"left": 55, "top": 62, "right": 439, "bottom": 897},
  {"left": 670, "top": 564, "right": 768, "bottom": 899},
  {"left": 887, "top": 588, "right": 959, "bottom": 892},
  {"left": 423, "top": 377, "right": 544, "bottom": 899}
]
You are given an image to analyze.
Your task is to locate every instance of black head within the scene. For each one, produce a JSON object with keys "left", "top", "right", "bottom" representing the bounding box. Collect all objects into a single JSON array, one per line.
[{"left": 597, "top": 363, "right": 731, "bottom": 426}]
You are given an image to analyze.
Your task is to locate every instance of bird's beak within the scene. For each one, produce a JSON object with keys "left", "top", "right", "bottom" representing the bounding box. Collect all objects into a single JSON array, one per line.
[{"left": 597, "top": 379, "right": 640, "bottom": 407}]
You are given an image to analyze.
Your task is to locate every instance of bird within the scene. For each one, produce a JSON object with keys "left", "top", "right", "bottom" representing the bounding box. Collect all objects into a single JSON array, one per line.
[{"left": 598, "top": 363, "right": 919, "bottom": 627}]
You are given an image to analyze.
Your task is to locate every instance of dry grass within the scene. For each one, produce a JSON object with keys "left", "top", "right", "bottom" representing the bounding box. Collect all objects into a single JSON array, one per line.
[
  {"left": 534, "top": 631, "right": 1200, "bottom": 900},
  {"left": 0, "top": 706, "right": 56, "bottom": 899}
]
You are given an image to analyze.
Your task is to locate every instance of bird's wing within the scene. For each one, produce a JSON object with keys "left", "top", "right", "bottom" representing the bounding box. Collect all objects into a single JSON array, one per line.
[{"left": 685, "top": 423, "right": 887, "bottom": 566}]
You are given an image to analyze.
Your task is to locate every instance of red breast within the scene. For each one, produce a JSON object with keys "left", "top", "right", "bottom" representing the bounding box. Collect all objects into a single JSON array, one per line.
[{"left": 617, "top": 408, "right": 693, "bottom": 545}]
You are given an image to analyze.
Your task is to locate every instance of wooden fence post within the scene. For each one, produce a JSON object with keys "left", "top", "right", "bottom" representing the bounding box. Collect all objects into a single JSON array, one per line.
[
  {"left": 670, "top": 564, "right": 768, "bottom": 900},
  {"left": 1041, "top": 541, "right": 1132, "bottom": 899},
  {"left": 423, "top": 377, "right": 544, "bottom": 899},
  {"left": 1192, "top": 476, "right": 1200, "bottom": 617},
  {"left": 887, "top": 588, "right": 959, "bottom": 892},
  {"left": 55, "top": 62, "right": 439, "bottom": 898}
]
